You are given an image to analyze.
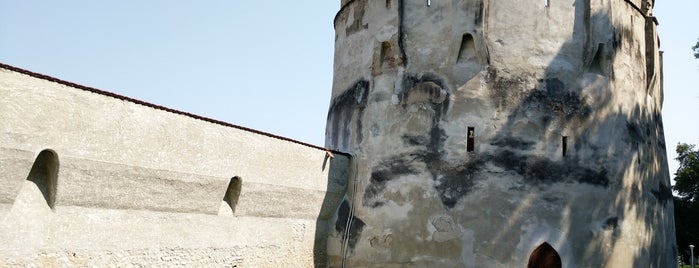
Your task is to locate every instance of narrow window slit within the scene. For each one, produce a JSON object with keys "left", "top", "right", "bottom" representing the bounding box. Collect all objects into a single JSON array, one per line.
[
  {"left": 380, "top": 41, "right": 392, "bottom": 67},
  {"left": 562, "top": 136, "right": 568, "bottom": 157},
  {"left": 590, "top": 43, "right": 605, "bottom": 74},
  {"left": 467, "top": 127, "right": 475, "bottom": 152}
]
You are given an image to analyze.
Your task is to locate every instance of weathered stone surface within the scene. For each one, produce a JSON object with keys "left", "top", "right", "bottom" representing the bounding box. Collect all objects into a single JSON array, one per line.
[{"left": 326, "top": 0, "right": 674, "bottom": 267}]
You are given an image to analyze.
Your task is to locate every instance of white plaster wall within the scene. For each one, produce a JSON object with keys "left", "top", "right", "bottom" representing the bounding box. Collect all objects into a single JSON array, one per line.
[{"left": 0, "top": 66, "right": 350, "bottom": 267}]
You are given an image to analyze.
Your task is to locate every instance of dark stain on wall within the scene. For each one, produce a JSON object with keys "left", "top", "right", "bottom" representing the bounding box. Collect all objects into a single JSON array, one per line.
[
  {"left": 362, "top": 70, "right": 611, "bottom": 209},
  {"left": 545, "top": 77, "right": 565, "bottom": 92},
  {"left": 431, "top": 161, "right": 482, "bottom": 208},
  {"left": 655, "top": 112, "right": 666, "bottom": 150},
  {"left": 488, "top": 73, "right": 537, "bottom": 113},
  {"left": 363, "top": 156, "right": 420, "bottom": 208},
  {"left": 489, "top": 72, "right": 593, "bottom": 120},
  {"left": 613, "top": 27, "right": 622, "bottom": 51},
  {"left": 613, "top": 25, "right": 636, "bottom": 53},
  {"left": 402, "top": 135, "right": 430, "bottom": 146},
  {"left": 626, "top": 121, "right": 644, "bottom": 144},
  {"left": 490, "top": 137, "right": 535, "bottom": 150},
  {"left": 327, "top": 80, "right": 370, "bottom": 117},
  {"left": 487, "top": 150, "right": 610, "bottom": 187},
  {"left": 362, "top": 73, "right": 461, "bottom": 208},
  {"left": 363, "top": 148, "right": 484, "bottom": 209},
  {"left": 398, "top": 74, "right": 450, "bottom": 158},
  {"left": 540, "top": 78, "right": 592, "bottom": 118},
  {"left": 399, "top": 74, "right": 448, "bottom": 105},
  {"left": 335, "top": 200, "right": 366, "bottom": 251},
  {"left": 475, "top": 2, "right": 484, "bottom": 25},
  {"left": 361, "top": 69, "right": 619, "bottom": 209},
  {"left": 576, "top": 167, "right": 610, "bottom": 186},
  {"left": 483, "top": 72, "right": 606, "bottom": 186},
  {"left": 400, "top": 73, "right": 480, "bottom": 208},
  {"left": 327, "top": 80, "right": 370, "bottom": 150},
  {"left": 372, "top": 160, "right": 416, "bottom": 183}
]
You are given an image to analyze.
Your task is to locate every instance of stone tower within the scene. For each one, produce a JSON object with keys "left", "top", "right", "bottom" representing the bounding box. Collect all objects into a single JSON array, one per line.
[{"left": 325, "top": 0, "right": 675, "bottom": 267}]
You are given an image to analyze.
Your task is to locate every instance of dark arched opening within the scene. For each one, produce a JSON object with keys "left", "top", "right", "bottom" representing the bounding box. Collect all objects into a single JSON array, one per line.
[
  {"left": 457, "top": 33, "right": 476, "bottom": 64},
  {"left": 222, "top": 176, "right": 242, "bottom": 214},
  {"left": 26, "top": 149, "right": 59, "bottom": 209},
  {"left": 528, "top": 242, "right": 562, "bottom": 268}
]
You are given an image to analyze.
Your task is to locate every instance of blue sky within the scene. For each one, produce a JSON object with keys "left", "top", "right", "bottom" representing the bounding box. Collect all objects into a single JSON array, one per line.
[
  {"left": 1, "top": 1, "right": 697, "bottom": 178},
  {"left": 0, "top": 1, "right": 337, "bottom": 146},
  {"left": 654, "top": 0, "right": 699, "bottom": 178}
]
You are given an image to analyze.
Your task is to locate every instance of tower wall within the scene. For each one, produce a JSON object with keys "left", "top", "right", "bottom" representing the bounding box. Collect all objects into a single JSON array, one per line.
[{"left": 326, "top": 0, "right": 674, "bottom": 267}]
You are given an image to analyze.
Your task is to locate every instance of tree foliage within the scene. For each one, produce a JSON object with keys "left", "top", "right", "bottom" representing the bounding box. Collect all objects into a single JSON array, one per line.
[
  {"left": 694, "top": 39, "right": 699, "bottom": 59},
  {"left": 675, "top": 197, "right": 699, "bottom": 265},
  {"left": 674, "top": 143, "right": 699, "bottom": 262},
  {"left": 674, "top": 143, "right": 699, "bottom": 202}
]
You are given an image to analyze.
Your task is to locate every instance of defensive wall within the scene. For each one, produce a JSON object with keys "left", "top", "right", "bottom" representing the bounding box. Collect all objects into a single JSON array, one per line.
[{"left": 0, "top": 63, "right": 350, "bottom": 267}]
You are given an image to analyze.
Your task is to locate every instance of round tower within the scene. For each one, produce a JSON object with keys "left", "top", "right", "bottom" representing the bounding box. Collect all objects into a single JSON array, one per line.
[{"left": 325, "top": 0, "right": 675, "bottom": 267}]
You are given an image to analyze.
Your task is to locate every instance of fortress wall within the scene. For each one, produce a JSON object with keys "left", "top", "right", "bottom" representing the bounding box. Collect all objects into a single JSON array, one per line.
[{"left": 0, "top": 65, "right": 349, "bottom": 267}]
